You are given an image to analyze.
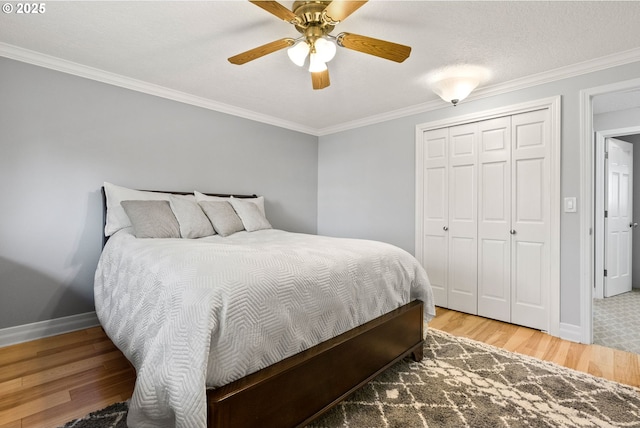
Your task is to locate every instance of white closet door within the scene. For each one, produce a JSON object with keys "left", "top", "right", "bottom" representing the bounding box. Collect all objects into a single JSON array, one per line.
[
  {"left": 447, "top": 123, "right": 478, "bottom": 314},
  {"left": 477, "top": 117, "right": 512, "bottom": 322},
  {"left": 511, "top": 109, "right": 550, "bottom": 331},
  {"left": 422, "top": 128, "right": 449, "bottom": 307}
]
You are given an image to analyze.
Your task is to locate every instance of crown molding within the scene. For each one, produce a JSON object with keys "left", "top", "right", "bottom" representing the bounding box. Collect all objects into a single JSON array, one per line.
[
  {"left": 316, "top": 47, "right": 640, "bottom": 136},
  {"left": 0, "top": 42, "right": 318, "bottom": 136},
  {"left": 2, "top": 42, "right": 640, "bottom": 138}
]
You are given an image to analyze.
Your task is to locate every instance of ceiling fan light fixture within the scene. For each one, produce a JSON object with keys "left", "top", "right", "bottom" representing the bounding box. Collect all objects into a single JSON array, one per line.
[
  {"left": 308, "top": 52, "right": 327, "bottom": 72},
  {"left": 287, "top": 41, "right": 310, "bottom": 67},
  {"left": 314, "top": 37, "right": 336, "bottom": 63},
  {"left": 427, "top": 65, "right": 491, "bottom": 106},
  {"left": 232, "top": 0, "right": 413, "bottom": 90}
]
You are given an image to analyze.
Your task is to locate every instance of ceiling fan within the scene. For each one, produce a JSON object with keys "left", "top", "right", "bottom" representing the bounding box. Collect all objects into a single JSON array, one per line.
[{"left": 228, "top": 0, "right": 412, "bottom": 90}]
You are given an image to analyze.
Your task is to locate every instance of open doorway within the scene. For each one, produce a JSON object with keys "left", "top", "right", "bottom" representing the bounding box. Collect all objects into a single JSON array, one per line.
[
  {"left": 590, "top": 88, "right": 640, "bottom": 354},
  {"left": 593, "top": 130, "right": 640, "bottom": 354}
]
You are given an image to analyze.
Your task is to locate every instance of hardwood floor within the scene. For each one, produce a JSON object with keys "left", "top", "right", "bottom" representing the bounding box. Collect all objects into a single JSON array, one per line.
[
  {"left": 1, "top": 307, "right": 639, "bottom": 427},
  {"left": 0, "top": 327, "right": 135, "bottom": 428},
  {"left": 429, "top": 307, "right": 640, "bottom": 388}
]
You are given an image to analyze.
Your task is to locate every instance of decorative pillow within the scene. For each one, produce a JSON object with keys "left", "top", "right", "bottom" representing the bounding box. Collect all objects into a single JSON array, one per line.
[
  {"left": 194, "top": 190, "right": 231, "bottom": 203},
  {"left": 229, "top": 198, "right": 272, "bottom": 232},
  {"left": 195, "top": 191, "right": 266, "bottom": 217},
  {"left": 199, "top": 201, "right": 245, "bottom": 237},
  {"left": 169, "top": 195, "right": 215, "bottom": 238},
  {"left": 103, "top": 182, "right": 194, "bottom": 236},
  {"left": 121, "top": 200, "right": 181, "bottom": 239}
]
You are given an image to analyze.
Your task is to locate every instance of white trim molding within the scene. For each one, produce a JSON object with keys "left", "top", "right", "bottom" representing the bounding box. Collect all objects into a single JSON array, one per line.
[
  {"left": 2, "top": 42, "right": 640, "bottom": 137},
  {"left": 415, "top": 96, "right": 561, "bottom": 338},
  {"left": 0, "top": 311, "right": 99, "bottom": 348},
  {"left": 559, "top": 323, "right": 583, "bottom": 344},
  {"left": 318, "top": 47, "right": 640, "bottom": 135},
  {"left": 0, "top": 42, "right": 317, "bottom": 136}
]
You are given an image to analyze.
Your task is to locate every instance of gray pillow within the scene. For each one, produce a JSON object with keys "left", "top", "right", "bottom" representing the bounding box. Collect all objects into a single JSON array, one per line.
[
  {"left": 199, "top": 201, "right": 245, "bottom": 237},
  {"left": 169, "top": 195, "right": 215, "bottom": 238},
  {"left": 121, "top": 200, "right": 181, "bottom": 238},
  {"left": 229, "top": 198, "right": 272, "bottom": 232}
]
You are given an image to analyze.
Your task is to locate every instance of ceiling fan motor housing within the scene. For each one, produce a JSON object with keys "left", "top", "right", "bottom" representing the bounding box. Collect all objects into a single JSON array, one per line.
[{"left": 292, "top": 1, "right": 335, "bottom": 38}]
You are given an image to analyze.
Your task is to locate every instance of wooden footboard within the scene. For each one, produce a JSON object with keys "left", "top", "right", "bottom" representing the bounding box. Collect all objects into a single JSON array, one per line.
[{"left": 207, "top": 300, "right": 424, "bottom": 427}]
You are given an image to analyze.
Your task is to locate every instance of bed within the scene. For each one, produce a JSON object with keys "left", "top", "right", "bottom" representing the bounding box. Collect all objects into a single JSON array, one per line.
[{"left": 94, "top": 183, "right": 435, "bottom": 428}]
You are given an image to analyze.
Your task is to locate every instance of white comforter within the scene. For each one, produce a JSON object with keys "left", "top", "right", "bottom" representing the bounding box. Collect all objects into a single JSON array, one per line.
[{"left": 94, "top": 229, "right": 435, "bottom": 428}]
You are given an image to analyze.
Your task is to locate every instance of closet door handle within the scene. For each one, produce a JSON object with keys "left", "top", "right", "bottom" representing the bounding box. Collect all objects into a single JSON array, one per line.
[
  {"left": 510, "top": 229, "right": 516, "bottom": 235},
  {"left": 631, "top": 222, "right": 638, "bottom": 228},
  {"left": 443, "top": 226, "right": 449, "bottom": 231}
]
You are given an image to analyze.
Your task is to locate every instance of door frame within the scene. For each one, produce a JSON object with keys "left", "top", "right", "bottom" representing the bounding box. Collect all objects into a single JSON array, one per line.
[
  {"left": 579, "top": 78, "right": 640, "bottom": 344},
  {"left": 416, "top": 96, "right": 561, "bottom": 337}
]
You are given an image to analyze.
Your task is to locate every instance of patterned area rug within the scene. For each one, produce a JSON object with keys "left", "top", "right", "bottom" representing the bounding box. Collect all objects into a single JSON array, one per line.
[{"left": 60, "top": 329, "right": 640, "bottom": 428}]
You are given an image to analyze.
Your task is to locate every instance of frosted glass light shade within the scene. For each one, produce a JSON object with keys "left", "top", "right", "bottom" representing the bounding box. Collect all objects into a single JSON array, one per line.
[
  {"left": 430, "top": 77, "right": 480, "bottom": 105},
  {"left": 427, "top": 65, "right": 491, "bottom": 106},
  {"left": 287, "top": 41, "right": 310, "bottom": 67},
  {"left": 308, "top": 53, "right": 327, "bottom": 72},
  {"left": 314, "top": 38, "right": 336, "bottom": 63}
]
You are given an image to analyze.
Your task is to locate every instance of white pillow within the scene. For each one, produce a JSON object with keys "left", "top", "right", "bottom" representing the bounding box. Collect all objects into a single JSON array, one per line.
[
  {"left": 229, "top": 198, "right": 272, "bottom": 232},
  {"left": 103, "top": 182, "right": 194, "bottom": 236},
  {"left": 169, "top": 195, "right": 215, "bottom": 238},
  {"left": 194, "top": 191, "right": 266, "bottom": 217},
  {"left": 194, "top": 190, "right": 230, "bottom": 203}
]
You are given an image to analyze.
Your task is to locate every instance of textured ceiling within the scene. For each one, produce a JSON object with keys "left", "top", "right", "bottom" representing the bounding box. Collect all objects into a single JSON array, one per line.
[{"left": 1, "top": 1, "right": 640, "bottom": 134}]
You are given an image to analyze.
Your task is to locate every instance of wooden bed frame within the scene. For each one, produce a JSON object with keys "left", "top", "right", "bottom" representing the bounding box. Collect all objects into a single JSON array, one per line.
[
  {"left": 208, "top": 300, "right": 424, "bottom": 427},
  {"left": 100, "top": 187, "right": 425, "bottom": 427}
]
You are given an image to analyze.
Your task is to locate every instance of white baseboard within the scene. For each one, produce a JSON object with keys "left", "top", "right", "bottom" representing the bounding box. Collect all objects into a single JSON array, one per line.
[
  {"left": 0, "top": 311, "right": 100, "bottom": 348},
  {"left": 559, "top": 322, "right": 583, "bottom": 344}
]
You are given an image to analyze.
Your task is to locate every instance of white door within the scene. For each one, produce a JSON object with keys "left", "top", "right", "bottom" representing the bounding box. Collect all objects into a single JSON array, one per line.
[
  {"left": 510, "top": 109, "right": 550, "bottom": 331},
  {"left": 605, "top": 138, "right": 633, "bottom": 297},
  {"left": 447, "top": 123, "right": 478, "bottom": 314},
  {"left": 422, "top": 128, "right": 449, "bottom": 307},
  {"left": 477, "top": 117, "right": 512, "bottom": 323}
]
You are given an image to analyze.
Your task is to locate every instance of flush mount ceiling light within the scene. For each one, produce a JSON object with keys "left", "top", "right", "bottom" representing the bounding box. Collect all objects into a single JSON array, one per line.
[
  {"left": 428, "top": 65, "right": 491, "bottom": 106},
  {"left": 228, "top": 0, "right": 412, "bottom": 90}
]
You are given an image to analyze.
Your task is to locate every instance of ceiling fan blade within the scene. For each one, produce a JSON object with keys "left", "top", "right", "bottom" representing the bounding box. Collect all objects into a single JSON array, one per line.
[
  {"left": 249, "top": 1, "right": 297, "bottom": 23},
  {"left": 323, "top": 0, "right": 368, "bottom": 23},
  {"left": 311, "top": 69, "right": 330, "bottom": 90},
  {"left": 228, "top": 38, "right": 295, "bottom": 65},
  {"left": 336, "top": 32, "right": 411, "bottom": 63}
]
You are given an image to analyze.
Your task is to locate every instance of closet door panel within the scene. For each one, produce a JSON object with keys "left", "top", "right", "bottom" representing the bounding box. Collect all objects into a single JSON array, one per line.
[
  {"left": 448, "top": 123, "right": 478, "bottom": 314},
  {"left": 423, "top": 235, "right": 447, "bottom": 304},
  {"left": 449, "top": 236, "right": 477, "bottom": 314},
  {"left": 477, "top": 117, "right": 511, "bottom": 322},
  {"left": 514, "top": 241, "right": 544, "bottom": 307},
  {"left": 422, "top": 128, "right": 449, "bottom": 307},
  {"left": 511, "top": 109, "right": 550, "bottom": 331},
  {"left": 479, "top": 239, "right": 510, "bottom": 305},
  {"left": 423, "top": 166, "right": 447, "bottom": 306}
]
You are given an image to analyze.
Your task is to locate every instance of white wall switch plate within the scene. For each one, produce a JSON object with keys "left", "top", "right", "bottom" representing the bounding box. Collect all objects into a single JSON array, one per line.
[{"left": 564, "top": 197, "right": 577, "bottom": 213}]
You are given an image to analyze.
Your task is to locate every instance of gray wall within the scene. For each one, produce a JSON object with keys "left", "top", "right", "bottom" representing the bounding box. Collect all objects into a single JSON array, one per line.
[
  {"left": 3, "top": 53, "right": 640, "bottom": 335},
  {"left": 0, "top": 57, "right": 318, "bottom": 330},
  {"left": 318, "top": 60, "right": 640, "bottom": 328}
]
